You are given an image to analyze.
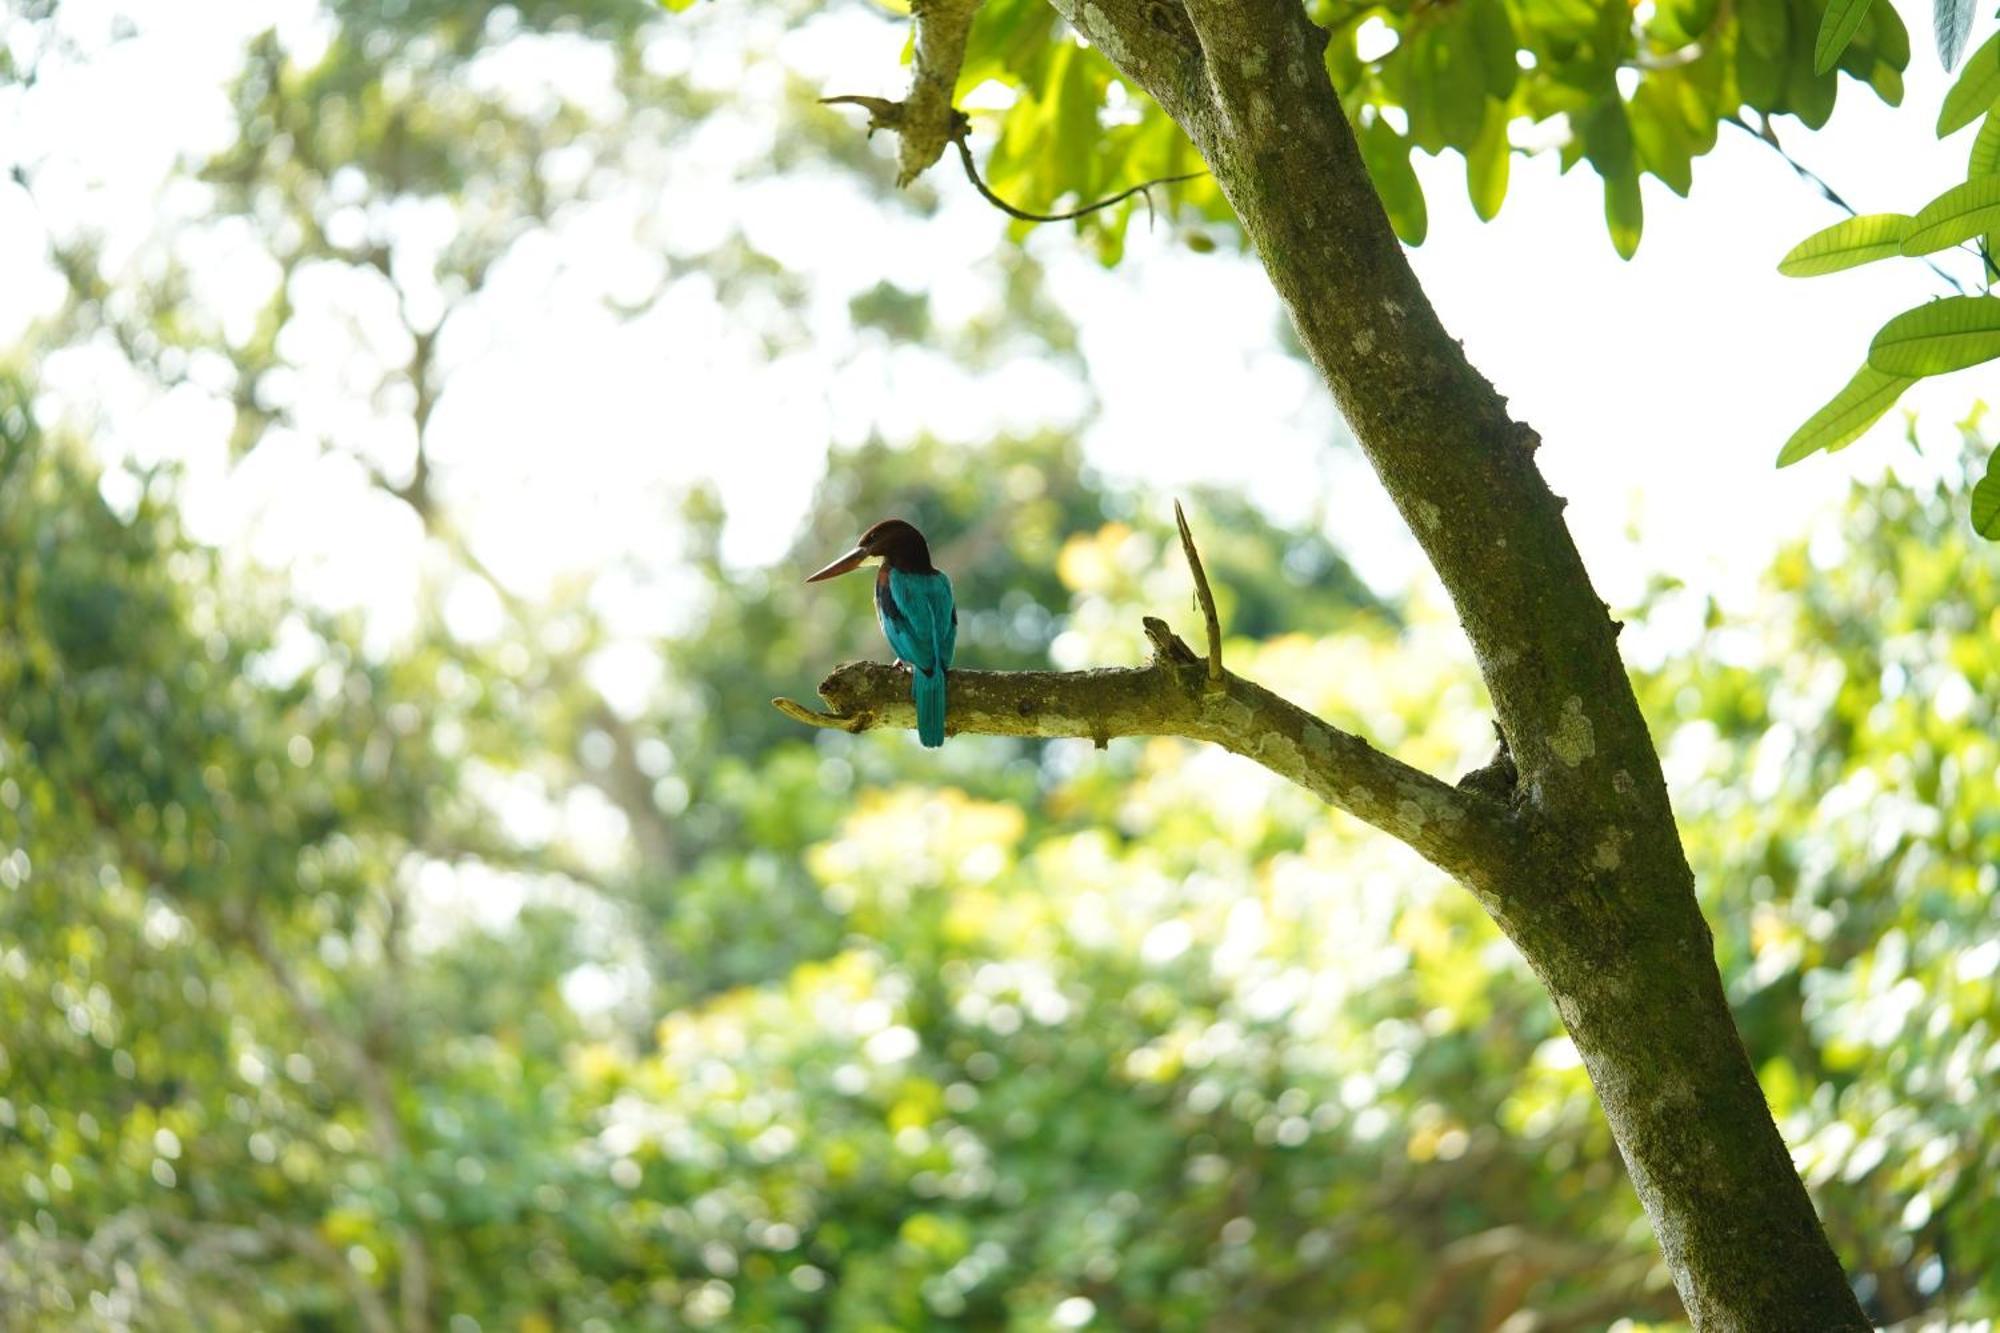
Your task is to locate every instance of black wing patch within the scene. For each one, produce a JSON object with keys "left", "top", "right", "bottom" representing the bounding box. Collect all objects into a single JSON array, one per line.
[{"left": 875, "top": 566, "right": 912, "bottom": 634}]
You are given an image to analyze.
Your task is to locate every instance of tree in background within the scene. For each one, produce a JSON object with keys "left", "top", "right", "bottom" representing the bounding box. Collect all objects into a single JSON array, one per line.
[{"left": 699, "top": 0, "right": 1943, "bottom": 1321}]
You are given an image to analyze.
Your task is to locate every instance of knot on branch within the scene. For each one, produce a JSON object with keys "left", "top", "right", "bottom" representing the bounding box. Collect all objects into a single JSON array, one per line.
[
  {"left": 1456, "top": 721, "right": 1518, "bottom": 803},
  {"left": 818, "top": 0, "right": 983, "bottom": 186},
  {"left": 771, "top": 661, "right": 885, "bottom": 733},
  {"left": 1143, "top": 616, "right": 1201, "bottom": 667},
  {"left": 819, "top": 95, "right": 969, "bottom": 164}
]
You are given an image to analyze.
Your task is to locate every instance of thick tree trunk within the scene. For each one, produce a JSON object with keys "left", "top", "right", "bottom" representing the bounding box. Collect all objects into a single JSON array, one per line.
[{"left": 1038, "top": 0, "right": 1867, "bottom": 1324}]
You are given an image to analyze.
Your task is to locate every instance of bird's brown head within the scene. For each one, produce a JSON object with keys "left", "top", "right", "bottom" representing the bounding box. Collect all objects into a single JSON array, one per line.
[{"left": 806, "top": 518, "right": 936, "bottom": 582}]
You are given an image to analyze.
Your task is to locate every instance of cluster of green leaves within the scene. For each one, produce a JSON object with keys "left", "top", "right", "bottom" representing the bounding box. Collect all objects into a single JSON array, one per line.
[
  {"left": 1326, "top": 0, "right": 1906, "bottom": 257},
  {"left": 1776, "top": 22, "right": 2000, "bottom": 537},
  {"left": 824, "top": 0, "right": 1911, "bottom": 258},
  {"left": 0, "top": 380, "right": 618, "bottom": 1327}
]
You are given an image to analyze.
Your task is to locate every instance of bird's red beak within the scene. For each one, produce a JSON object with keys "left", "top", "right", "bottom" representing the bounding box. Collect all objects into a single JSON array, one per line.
[{"left": 806, "top": 545, "right": 869, "bottom": 583}]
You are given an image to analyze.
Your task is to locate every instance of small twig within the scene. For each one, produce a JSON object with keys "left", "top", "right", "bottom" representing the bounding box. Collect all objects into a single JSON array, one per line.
[
  {"left": 1173, "top": 499, "right": 1224, "bottom": 687},
  {"left": 820, "top": 94, "right": 1208, "bottom": 228},
  {"left": 772, "top": 695, "right": 870, "bottom": 732},
  {"left": 951, "top": 134, "right": 1207, "bottom": 227},
  {"left": 1726, "top": 112, "right": 1971, "bottom": 296}
]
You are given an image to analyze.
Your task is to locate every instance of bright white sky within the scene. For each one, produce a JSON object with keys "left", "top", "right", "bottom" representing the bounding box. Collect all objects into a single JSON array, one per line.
[{"left": 1, "top": 0, "right": 1991, "bottom": 654}]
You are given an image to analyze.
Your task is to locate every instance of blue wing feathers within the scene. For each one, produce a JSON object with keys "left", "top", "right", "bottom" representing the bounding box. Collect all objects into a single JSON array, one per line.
[
  {"left": 885, "top": 569, "right": 954, "bottom": 746},
  {"left": 912, "top": 666, "right": 947, "bottom": 747}
]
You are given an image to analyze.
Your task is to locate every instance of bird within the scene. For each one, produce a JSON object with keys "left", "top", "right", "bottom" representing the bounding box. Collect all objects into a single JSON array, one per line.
[{"left": 807, "top": 518, "right": 957, "bottom": 747}]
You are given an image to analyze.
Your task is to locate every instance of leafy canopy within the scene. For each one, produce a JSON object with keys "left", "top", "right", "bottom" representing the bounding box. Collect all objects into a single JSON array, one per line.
[
  {"left": 1776, "top": 12, "right": 2000, "bottom": 538},
  {"left": 756, "top": 0, "right": 1912, "bottom": 260}
]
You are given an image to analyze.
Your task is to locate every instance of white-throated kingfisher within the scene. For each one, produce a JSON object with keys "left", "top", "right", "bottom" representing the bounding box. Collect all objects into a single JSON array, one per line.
[{"left": 807, "top": 518, "right": 957, "bottom": 747}]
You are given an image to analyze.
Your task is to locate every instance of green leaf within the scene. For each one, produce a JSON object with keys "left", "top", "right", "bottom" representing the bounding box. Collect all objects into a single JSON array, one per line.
[
  {"left": 1741, "top": 0, "right": 1791, "bottom": 58},
  {"left": 1469, "top": 0, "right": 1519, "bottom": 98},
  {"left": 1430, "top": 26, "right": 1490, "bottom": 147},
  {"left": 1605, "top": 168, "right": 1643, "bottom": 259},
  {"left": 1936, "top": 30, "right": 2000, "bottom": 134},
  {"left": 1972, "top": 447, "right": 2000, "bottom": 536},
  {"left": 1777, "top": 213, "right": 1912, "bottom": 274},
  {"left": 1901, "top": 175, "right": 2000, "bottom": 253},
  {"left": 1786, "top": 20, "right": 1840, "bottom": 129},
  {"left": 1736, "top": 0, "right": 1790, "bottom": 110},
  {"left": 1738, "top": 36, "right": 1788, "bottom": 110},
  {"left": 1815, "top": 0, "right": 1872, "bottom": 73},
  {"left": 1867, "top": 0, "right": 1912, "bottom": 68},
  {"left": 1869, "top": 58, "right": 1906, "bottom": 105},
  {"left": 1466, "top": 98, "right": 1511, "bottom": 221},
  {"left": 1048, "top": 41, "right": 1102, "bottom": 202},
  {"left": 1357, "top": 116, "right": 1428, "bottom": 245},
  {"left": 1654, "top": 0, "right": 1721, "bottom": 47},
  {"left": 1970, "top": 114, "right": 2000, "bottom": 177},
  {"left": 1936, "top": 0, "right": 1977, "bottom": 70},
  {"left": 958, "top": 0, "right": 1059, "bottom": 89},
  {"left": 1777, "top": 365, "right": 1912, "bottom": 465},
  {"left": 1630, "top": 79, "right": 1697, "bottom": 195},
  {"left": 1868, "top": 295, "right": 2000, "bottom": 375},
  {"left": 1582, "top": 100, "right": 1642, "bottom": 257}
]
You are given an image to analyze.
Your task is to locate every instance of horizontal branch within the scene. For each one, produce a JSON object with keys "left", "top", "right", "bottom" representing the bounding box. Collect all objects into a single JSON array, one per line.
[{"left": 777, "top": 618, "right": 1522, "bottom": 890}]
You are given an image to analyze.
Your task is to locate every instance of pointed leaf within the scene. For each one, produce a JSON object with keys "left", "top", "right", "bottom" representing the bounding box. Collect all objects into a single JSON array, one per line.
[
  {"left": 1605, "top": 168, "right": 1643, "bottom": 258},
  {"left": 1433, "top": 25, "right": 1490, "bottom": 147},
  {"left": 1630, "top": 78, "right": 1697, "bottom": 195},
  {"left": 1777, "top": 365, "right": 1912, "bottom": 465},
  {"left": 1466, "top": 98, "right": 1511, "bottom": 221},
  {"left": 1868, "top": 295, "right": 2000, "bottom": 375},
  {"left": 1901, "top": 175, "right": 2000, "bottom": 253},
  {"left": 1778, "top": 213, "right": 1913, "bottom": 274},
  {"left": 1972, "top": 114, "right": 2000, "bottom": 176},
  {"left": 1973, "top": 447, "right": 2000, "bottom": 536},
  {"left": 1938, "top": 30, "right": 2000, "bottom": 133},
  {"left": 1470, "top": 0, "right": 1520, "bottom": 97},
  {"left": 1870, "top": 59, "right": 1906, "bottom": 105},
  {"left": 1789, "top": 53, "right": 1838, "bottom": 133},
  {"left": 1937, "top": 0, "right": 1976, "bottom": 69},
  {"left": 1739, "top": 0, "right": 1791, "bottom": 107},
  {"left": 1815, "top": 0, "right": 1872, "bottom": 73},
  {"left": 1866, "top": 0, "right": 1912, "bottom": 66},
  {"left": 1358, "top": 116, "right": 1428, "bottom": 245}
]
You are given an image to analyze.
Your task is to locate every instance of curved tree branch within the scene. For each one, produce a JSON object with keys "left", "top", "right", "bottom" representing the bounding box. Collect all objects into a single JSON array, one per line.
[
  {"left": 978, "top": 2, "right": 1869, "bottom": 1325},
  {"left": 898, "top": 0, "right": 984, "bottom": 185},
  {"left": 777, "top": 614, "right": 1523, "bottom": 891}
]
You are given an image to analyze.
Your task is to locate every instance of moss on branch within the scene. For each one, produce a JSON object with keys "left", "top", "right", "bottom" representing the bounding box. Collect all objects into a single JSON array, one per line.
[{"left": 776, "top": 618, "right": 1519, "bottom": 888}]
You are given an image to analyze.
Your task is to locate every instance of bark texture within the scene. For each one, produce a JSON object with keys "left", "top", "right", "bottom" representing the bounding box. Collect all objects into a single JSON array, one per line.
[
  {"left": 898, "top": 0, "right": 984, "bottom": 184},
  {"left": 798, "top": 0, "right": 1872, "bottom": 1323},
  {"left": 784, "top": 618, "right": 1525, "bottom": 892},
  {"left": 1037, "top": 5, "right": 1867, "bottom": 1321}
]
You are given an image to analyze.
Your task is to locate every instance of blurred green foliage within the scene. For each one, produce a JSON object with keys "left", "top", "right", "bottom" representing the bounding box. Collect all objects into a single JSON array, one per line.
[
  {"left": 9, "top": 372, "right": 2000, "bottom": 1326},
  {"left": 1, "top": 2, "right": 1996, "bottom": 1330}
]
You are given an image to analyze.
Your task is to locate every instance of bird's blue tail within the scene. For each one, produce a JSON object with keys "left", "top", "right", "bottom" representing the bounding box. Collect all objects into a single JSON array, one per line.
[{"left": 913, "top": 667, "right": 947, "bottom": 748}]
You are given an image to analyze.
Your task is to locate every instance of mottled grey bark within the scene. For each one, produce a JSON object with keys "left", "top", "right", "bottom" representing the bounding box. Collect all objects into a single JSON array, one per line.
[
  {"left": 793, "top": 0, "right": 1871, "bottom": 1323},
  {"left": 783, "top": 617, "right": 1526, "bottom": 892},
  {"left": 898, "top": 0, "right": 984, "bottom": 184}
]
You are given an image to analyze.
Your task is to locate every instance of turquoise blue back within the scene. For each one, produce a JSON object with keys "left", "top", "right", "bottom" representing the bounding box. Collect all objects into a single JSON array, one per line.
[{"left": 880, "top": 568, "right": 956, "bottom": 746}]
